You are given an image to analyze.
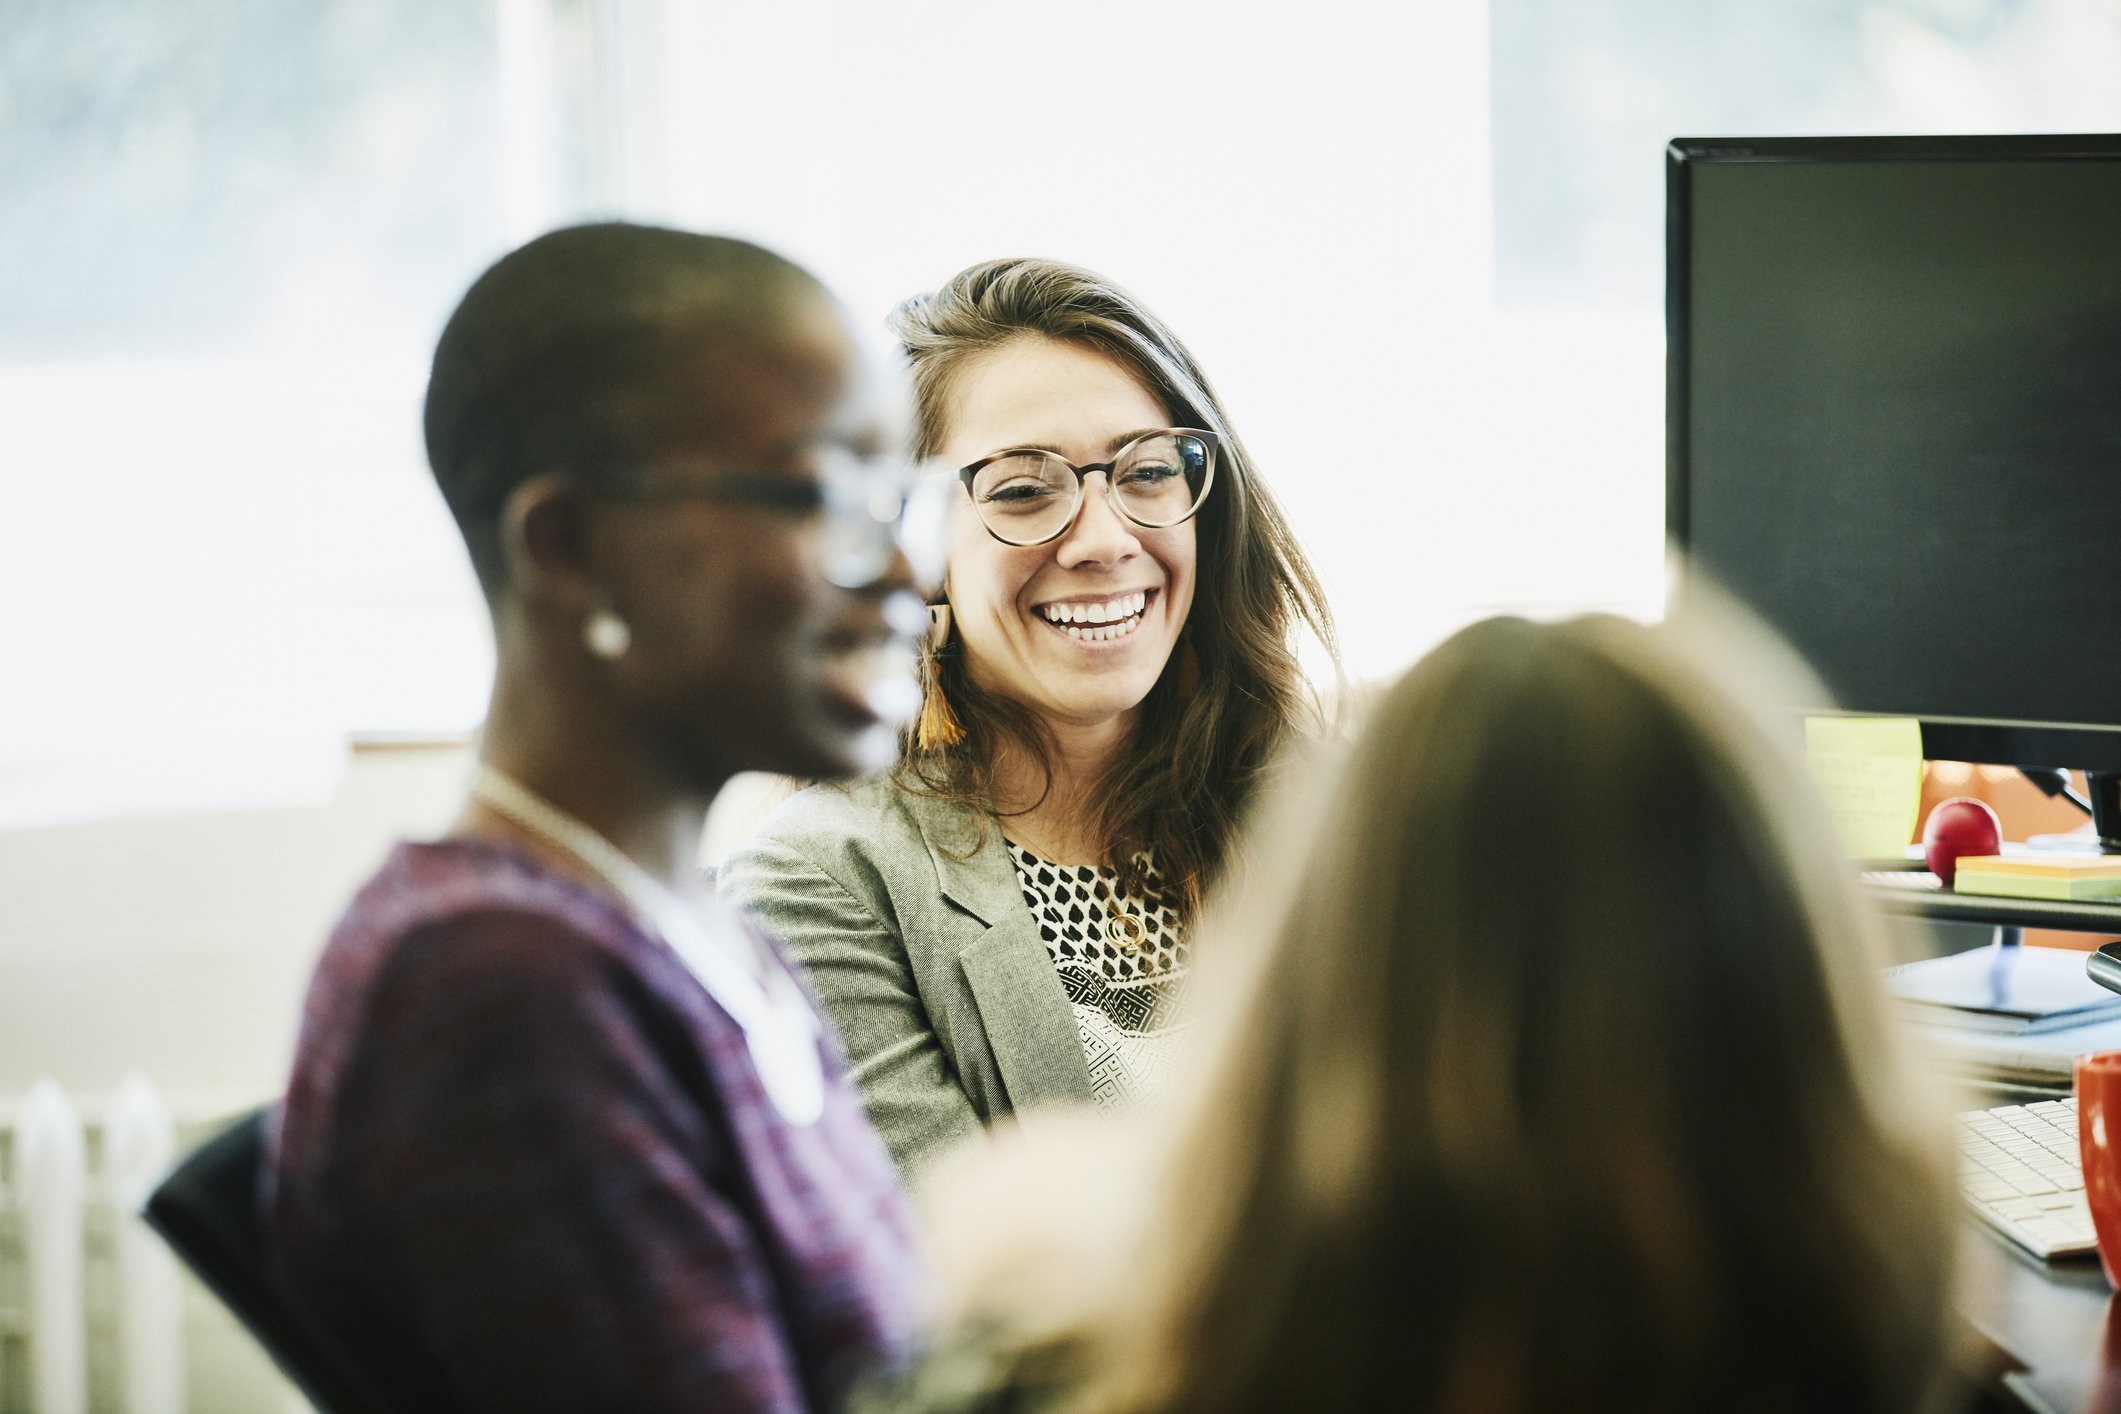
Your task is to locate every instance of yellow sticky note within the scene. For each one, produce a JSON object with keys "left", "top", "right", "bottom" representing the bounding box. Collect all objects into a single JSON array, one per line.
[{"left": 1804, "top": 716, "right": 1924, "bottom": 861}]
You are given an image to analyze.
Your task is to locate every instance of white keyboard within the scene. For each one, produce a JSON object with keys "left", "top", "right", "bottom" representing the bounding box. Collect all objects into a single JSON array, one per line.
[{"left": 1959, "top": 1099, "right": 2100, "bottom": 1259}]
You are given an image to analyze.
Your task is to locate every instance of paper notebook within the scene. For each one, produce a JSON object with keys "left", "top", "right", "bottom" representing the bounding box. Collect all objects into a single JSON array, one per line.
[
  {"left": 1886, "top": 943, "right": 2121, "bottom": 1035},
  {"left": 1953, "top": 855, "right": 2121, "bottom": 902},
  {"left": 1917, "top": 1014, "right": 2121, "bottom": 1086}
]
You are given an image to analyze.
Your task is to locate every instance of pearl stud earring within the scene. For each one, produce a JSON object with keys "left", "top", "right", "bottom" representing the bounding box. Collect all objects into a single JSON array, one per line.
[{"left": 584, "top": 608, "right": 632, "bottom": 660}]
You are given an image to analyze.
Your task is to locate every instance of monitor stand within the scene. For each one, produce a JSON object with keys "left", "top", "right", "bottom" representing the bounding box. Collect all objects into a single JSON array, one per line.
[{"left": 2093, "top": 771, "right": 2121, "bottom": 853}]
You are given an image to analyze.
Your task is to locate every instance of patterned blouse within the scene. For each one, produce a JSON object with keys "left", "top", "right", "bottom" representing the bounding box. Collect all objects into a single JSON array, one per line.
[{"left": 1003, "top": 841, "right": 1190, "bottom": 1111}]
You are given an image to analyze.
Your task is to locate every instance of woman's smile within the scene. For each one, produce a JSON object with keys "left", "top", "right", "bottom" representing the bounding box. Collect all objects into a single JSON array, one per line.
[{"left": 1033, "top": 589, "right": 1154, "bottom": 643}]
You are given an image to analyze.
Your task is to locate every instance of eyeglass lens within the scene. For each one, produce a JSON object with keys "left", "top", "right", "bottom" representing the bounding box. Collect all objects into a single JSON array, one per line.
[
  {"left": 968, "top": 433, "right": 1211, "bottom": 546},
  {"left": 815, "top": 454, "right": 952, "bottom": 591}
]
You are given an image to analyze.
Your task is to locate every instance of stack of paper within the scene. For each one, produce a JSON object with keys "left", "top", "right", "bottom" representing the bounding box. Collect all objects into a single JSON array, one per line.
[
  {"left": 1887, "top": 943, "right": 2121, "bottom": 1035},
  {"left": 1953, "top": 855, "right": 2121, "bottom": 901},
  {"left": 1913, "top": 1015, "right": 2121, "bottom": 1087}
]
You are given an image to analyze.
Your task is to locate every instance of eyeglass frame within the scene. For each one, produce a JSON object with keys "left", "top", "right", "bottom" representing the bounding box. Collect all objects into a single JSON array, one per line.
[
  {"left": 585, "top": 468, "right": 840, "bottom": 515},
  {"left": 568, "top": 455, "right": 952, "bottom": 590},
  {"left": 953, "top": 427, "right": 1220, "bottom": 548}
]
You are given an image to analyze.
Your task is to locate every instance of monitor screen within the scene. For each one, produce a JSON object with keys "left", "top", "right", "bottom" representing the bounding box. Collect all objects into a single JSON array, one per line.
[{"left": 1667, "top": 135, "right": 2121, "bottom": 770}]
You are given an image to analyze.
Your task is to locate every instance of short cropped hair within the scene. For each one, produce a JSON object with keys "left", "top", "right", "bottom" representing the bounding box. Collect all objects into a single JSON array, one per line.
[{"left": 423, "top": 222, "right": 823, "bottom": 591}]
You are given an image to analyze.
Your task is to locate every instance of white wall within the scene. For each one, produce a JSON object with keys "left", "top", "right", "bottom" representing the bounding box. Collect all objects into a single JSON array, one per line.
[{"left": 0, "top": 745, "right": 470, "bottom": 1108}]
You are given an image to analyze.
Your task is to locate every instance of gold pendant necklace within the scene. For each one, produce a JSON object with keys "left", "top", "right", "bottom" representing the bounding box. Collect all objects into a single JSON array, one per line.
[{"left": 1105, "top": 913, "right": 1146, "bottom": 951}]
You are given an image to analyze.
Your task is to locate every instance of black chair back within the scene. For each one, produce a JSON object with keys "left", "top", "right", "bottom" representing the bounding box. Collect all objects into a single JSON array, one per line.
[{"left": 144, "top": 1106, "right": 400, "bottom": 1414}]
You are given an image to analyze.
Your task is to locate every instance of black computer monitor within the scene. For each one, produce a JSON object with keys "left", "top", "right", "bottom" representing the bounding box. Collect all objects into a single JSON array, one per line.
[{"left": 1665, "top": 134, "right": 2121, "bottom": 846}]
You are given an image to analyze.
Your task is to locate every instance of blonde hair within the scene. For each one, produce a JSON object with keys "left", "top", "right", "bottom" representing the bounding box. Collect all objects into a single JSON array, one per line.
[{"left": 926, "top": 610, "right": 1958, "bottom": 1414}]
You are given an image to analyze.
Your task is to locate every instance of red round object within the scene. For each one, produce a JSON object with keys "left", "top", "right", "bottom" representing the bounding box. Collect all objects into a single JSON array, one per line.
[{"left": 1922, "top": 796, "right": 2003, "bottom": 887}]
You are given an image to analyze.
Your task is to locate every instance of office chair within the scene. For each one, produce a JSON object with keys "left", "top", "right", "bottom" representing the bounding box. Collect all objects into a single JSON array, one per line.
[{"left": 143, "top": 1106, "right": 402, "bottom": 1414}]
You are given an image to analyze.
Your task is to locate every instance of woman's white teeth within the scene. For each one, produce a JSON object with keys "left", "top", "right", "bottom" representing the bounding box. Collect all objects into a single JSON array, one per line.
[
  {"left": 1039, "top": 592, "right": 1146, "bottom": 630},
  {"left": 1062, "top": 617, "right": 1142, "bottom": 642},
  {"left": 1037, "top": 592, "right": 1148, "bottom": 643}
]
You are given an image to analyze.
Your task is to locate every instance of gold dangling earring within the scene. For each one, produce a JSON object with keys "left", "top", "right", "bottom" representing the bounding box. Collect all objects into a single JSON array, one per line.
[
  {"left": 916, "top": 604, "right": 965, "bottom": 750},
  {"left": 1173, "top": 634, "right": 1200, "bottom": 699}
]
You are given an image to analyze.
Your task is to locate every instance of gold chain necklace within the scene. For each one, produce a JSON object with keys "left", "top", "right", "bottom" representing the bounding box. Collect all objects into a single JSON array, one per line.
[{"left": 470, "top": 765, "right": 825, "bottom": 1125}]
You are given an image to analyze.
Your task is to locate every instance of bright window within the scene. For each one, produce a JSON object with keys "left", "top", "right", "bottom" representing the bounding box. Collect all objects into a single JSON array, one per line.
[{"left": 6, "top": 0, "right": 2118, "bottom": 827}]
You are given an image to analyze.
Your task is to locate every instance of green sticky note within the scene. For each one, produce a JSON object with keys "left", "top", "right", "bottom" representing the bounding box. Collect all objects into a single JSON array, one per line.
[{"left": 1804, "top": 716, "right": 1924, "bottom": 861}]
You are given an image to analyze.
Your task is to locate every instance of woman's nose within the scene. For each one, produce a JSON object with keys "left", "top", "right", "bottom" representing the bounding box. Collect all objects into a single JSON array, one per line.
[{"left": 1053, "top": 472, "right": 1141, "bottom": 567}]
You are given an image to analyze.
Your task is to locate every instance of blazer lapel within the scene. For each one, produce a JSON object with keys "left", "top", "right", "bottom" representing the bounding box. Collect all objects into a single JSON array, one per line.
[{"left": 903, "top": 793, "right": 1093, "bottom": 1110}]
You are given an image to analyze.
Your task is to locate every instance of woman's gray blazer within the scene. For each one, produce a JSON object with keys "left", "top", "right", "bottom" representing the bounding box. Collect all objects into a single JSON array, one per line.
[{"left": 719, "top": 773, "right": 1093, "bottom": 1181}]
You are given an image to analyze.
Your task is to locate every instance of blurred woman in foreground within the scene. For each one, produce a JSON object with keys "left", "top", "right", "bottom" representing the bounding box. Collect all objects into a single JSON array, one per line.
[{"left": 879, "top": 611, "right": 1959, "bottom": 1414}]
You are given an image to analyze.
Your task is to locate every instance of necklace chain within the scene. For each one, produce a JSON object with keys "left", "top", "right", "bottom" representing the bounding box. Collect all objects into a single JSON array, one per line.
[
  {"left": 467, "top": 764, "right": 826, "bottom": 1126},
  {"left": 470, "top": 766, "right": 659, "bottom": 909}
]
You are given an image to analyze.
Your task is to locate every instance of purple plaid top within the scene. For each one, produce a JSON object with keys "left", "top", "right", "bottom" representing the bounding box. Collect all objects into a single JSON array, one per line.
[{"left": 268, "top": 840, "right": 923, "bottom": 1413}]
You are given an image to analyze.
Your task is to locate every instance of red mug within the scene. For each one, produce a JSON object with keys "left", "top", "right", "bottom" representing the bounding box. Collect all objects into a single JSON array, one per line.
[{"left": 2079, "top": 1052, "right": 2121, "bottom": 1287}]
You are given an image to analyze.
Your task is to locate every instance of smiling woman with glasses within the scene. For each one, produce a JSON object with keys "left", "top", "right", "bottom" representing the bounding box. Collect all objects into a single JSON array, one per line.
[{"left": 722, "top": 258, "right": 1337, "bottom": 1183}]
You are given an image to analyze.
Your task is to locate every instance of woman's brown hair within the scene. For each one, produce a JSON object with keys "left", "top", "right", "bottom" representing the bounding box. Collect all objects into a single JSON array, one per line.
[
  {"left": 891, "top": 258, "right": 1337, "bottom": 916},
  {"left": 918, "top": 608, "right": 1960, "bottom": 1414}
]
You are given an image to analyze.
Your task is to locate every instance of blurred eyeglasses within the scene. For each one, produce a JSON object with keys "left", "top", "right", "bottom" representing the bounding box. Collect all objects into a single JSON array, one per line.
[
  {"left": 583, "top": 451, "right": 952, "bottom": 591},
  {"left": 955, "top": 428, "right": 1217, "bottom": 548}
]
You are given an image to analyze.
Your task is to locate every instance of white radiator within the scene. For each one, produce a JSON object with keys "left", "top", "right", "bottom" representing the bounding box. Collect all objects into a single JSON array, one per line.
[{"left": 0, "top": 1076, "right": 183, "bottom": 1414}]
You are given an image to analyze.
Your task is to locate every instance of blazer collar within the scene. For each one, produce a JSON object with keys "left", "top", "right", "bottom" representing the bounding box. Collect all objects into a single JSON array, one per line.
[
  {"left": 900, "top": 788, "right": 1023, "bottom": 927},
  {"left": 898, "top": 785, "right": 1094, "bottom": 1109}
]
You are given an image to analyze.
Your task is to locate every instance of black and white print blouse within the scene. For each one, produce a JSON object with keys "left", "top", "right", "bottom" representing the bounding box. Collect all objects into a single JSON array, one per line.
[{"left": 1003, "top": 840, "right": 1190, "bottom": 1112}]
